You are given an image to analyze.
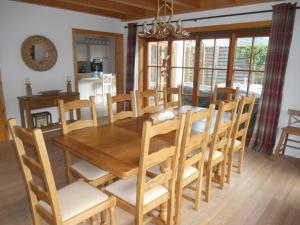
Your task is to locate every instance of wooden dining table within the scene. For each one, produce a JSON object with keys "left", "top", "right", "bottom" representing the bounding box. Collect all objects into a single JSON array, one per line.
[
  {"left": 53, "top": 105, "right": 228, "bottom": 221},
  {"left": 53, "top": 105, "right": 226, "bottom": 179}
]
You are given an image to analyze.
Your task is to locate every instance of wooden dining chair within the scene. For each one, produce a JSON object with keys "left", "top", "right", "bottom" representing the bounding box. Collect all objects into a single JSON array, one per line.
[
  {"left": 274, "top": 109, "right": 300, "bottom": 159},
  {"left": 211, "top": 85, "right": 240, "bottom": 107},
  {"left": 107, "top": 92, "right": 136, "bottom": 124},
  {"left": 226, "top": 95, "right": 255, "bottom": 183},
  {"left": 8, "top": 118, "right": 116, "bottom": 225},
  {"left": 163, "top": 86, "right": 182, "bottom": 109},
  {"left": 204, "top": 100, "right": 238, "bottom": 202},
  {"left": 136, "top": 90, "right": 160, "bottom": 116},
  {"left": 174, "top": 105, "right": 214, "bottom": 225},
  {"left": 105, "top": 114, "right": 186, "bottom": 225},
  {"left": 58, "top": 96, "right": 115, "bottom": 187}
]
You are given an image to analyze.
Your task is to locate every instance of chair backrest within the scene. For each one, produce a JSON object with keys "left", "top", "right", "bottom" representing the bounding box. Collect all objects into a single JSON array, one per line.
[
  {"left": 136, "top": 114, "right": 186, "bottom": 217},
  {"left": 208, "top": 100, "right": 238, "bottom": 163},
  {"left": 163, "top": 86, "right": 182, "bottom": 109},
  {"left": 211, "top": 85, "right": 240, "bottom": 106},
  {"left": 231, "top": 95, "right": 255, "bottom": 147},
  {"left": 58, "top": 96, "right": 97, "bottom": 135},
  {"left": 178, "top": 104, "right": 214, "bottom": 179},
  {"left": 107, "top": 92, "right": 136, "bottom": 123},
  {"left": 8, "top": 118, "right": 62, "bottom": 224},
  {"left": 288, "top": 109, "right": 300, "bottom": 127},
  {"left": 136, "top": 90, "right": 159, "bottom": 116}
]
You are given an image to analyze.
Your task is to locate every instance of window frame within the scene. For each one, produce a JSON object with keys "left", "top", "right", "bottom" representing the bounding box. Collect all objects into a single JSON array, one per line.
[{"left": 140, "top": 22, "right": 271, "bottom": 105}]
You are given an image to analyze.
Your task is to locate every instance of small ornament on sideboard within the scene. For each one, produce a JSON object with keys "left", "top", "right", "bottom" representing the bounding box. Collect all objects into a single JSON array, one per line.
[
  {"left": 25, "top": 78, "right": 32, "bottom": 97},
  {"left": 66, "top": 75, "right": 72, "bottom": 93}
]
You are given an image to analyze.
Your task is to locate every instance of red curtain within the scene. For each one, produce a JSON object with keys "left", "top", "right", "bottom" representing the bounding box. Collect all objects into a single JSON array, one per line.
[
  {"left": 126, "top": 23, "right": 137, "bottom": 93},
  {"left": 249, "top": 3, "right": 296, "bottom": 154}
]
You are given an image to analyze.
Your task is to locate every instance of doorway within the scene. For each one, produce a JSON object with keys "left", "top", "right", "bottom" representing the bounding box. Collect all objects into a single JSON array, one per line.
[{"left": 72, "top": 28, "right": 124, "bottom": 119}]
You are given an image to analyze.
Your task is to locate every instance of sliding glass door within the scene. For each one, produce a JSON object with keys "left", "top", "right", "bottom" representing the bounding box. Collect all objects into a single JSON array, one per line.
[{"left": 143, "top": 30, "right": 269, "bottom": 107}]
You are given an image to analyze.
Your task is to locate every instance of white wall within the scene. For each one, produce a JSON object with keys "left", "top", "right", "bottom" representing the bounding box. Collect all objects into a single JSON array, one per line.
[
  {"left": 0, "top": 0, "right": 123, "bottom": 124},
  {"left": 76, "top": 44, "right": 89, "bottom": 62},
  {"left": 125, "top": 0, "right": 300, "bottom": 157},
  {"left": 1, "top": 0, "right": 299, "bottom": 155}
]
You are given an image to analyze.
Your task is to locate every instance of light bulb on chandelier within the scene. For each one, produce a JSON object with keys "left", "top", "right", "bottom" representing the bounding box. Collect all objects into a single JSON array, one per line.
[{"left": 139, "top": 0, "right": 190, "bottom": 39}]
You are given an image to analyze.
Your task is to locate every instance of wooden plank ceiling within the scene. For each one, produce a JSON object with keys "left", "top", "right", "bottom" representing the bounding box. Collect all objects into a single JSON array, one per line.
[{"left": 17, "top": 0, "right": 274, "bottom": 21}]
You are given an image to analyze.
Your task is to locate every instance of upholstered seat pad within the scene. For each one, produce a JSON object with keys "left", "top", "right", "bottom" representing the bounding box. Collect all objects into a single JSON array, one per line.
[
  {"left": 183, "top": 166, "right": 199, "bottom": 179},
  {"left": 71, "top": 160, "right": 109, "bottom": 181},
  {"left": 149, "top": 165, "right": 198, "bottom": 180},
  {"left": 106, "top": 176, "right": 168, "bottom": 206},
  {"left": 39, "top": 181, "right": 108, "bottom": 221},
  {"left": 230, "top": 139, "right": 242, "bottom": 148},
  {"left": 205, "top": 150, "right": 223, "bottom": 162}
]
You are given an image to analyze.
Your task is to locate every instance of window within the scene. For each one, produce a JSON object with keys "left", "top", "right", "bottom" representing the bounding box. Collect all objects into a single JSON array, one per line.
[
  {"left": 233, "top": 36, "right": 269, "bottom": 97},
  {"left": 143, "top": 26, "right": 270, "bottom": 105},
  {"left": 198, "top": 38, "right": 230, "bottom": 98},
  {"left": 171, "top": 40, "right": 196, "bottom": 104},
  {"left": 147, "top": 41, "right": 168, "bottom": 91}
]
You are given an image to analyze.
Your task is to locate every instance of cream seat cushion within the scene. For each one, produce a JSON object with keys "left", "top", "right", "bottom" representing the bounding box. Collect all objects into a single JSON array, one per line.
[
  {"left": 230, "top": 139, "right": 242, "bottom": 148},
  {"left": 149, "top": 165, "right": 198, "bottom": 180},
  {"left": 71, "top": 160, "right": 109, "bottom": 181},
  {"left": 106, "top": 176, "right": 168, "bottom": 206},
  {"left": 205, "top": 150, "right": 223, "bottom": 162},
  {"left": 39, "top": 181, "right": 108, "bottom": 221},
  {"left": 183, "top": 166, "right": 199, "bottom": 179}
]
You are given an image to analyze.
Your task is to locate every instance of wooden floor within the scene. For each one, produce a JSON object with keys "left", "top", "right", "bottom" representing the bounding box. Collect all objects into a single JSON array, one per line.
[{"left": 0, "top": 130, "right": 300, "bottom": 225}]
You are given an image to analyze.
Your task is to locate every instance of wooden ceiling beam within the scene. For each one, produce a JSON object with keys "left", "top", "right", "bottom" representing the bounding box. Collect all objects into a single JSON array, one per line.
[
  {"left": 18, "top": 0, "right": 130, "bottom": 19},
  {"left": 173, "top": 0, "right": 272, "bottom": 15},
  {"left": 16, "top": 0, "right": 275, "bottom": 21},
  {"left": 56, "top": 0, "right": 147, "bottom": 17},
  {"left": 106, "top": 0, "right": 158, "bottom": 12},
  {"left": 174, "top": 0, "right": 200, "bottom": 8}
]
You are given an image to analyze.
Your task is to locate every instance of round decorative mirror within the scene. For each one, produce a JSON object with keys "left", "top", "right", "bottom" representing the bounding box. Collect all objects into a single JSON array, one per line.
[{"left": 21, "top": 35, "right": 57, "bottom": 71}]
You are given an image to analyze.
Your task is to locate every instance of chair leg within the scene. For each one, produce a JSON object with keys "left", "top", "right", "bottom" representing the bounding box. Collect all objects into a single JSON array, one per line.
[
  {"left": 101, "top": 210, "right": 107, "bottom": 225},
  {"left": 205, "top": 165, "right": 213, "bottom": 202},
  {"left": 91, "top": 215, "right": 97, "bottom": 225},
  {"left": 226, "top": 151, "right": 233, "bottom": 183},
  {"left": 109, "top": 206, "right": 116, "bottom": 225},
  {"left": 167, "top": 194, "right": 175, "bottom": 225},
  {"left": 220, "top": 161, "right": 225, "bottom": 190},
  {"left": 274, "top": 130, "right": 287, "bottom": 160},
  {"left": 282, "top": 134, "right": 289, "bottom": 155},
  {"left": 238, "top": 147, "right": 245, "bottom": 174},
  {"left": 174, "top": 180, "right": 183, "bottom": 225},
  {"left": 195, "top": 162, "right": 204, "bottom": 211},
  {"left": 135, "top": 213, "right": 143, "bottom": 225},
  {"left": 32, "top": 210, "right": 41, "bottom": 225}
]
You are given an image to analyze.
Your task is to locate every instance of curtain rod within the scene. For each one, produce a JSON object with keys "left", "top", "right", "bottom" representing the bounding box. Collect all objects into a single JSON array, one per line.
[{"left": 124, "top": 6, "right": 300, "bottom": 29}]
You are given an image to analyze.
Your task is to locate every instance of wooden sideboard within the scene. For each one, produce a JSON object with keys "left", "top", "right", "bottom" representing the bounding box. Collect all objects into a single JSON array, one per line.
[{"left": 18, "top": 92, "right": 79, "bottom": 131}]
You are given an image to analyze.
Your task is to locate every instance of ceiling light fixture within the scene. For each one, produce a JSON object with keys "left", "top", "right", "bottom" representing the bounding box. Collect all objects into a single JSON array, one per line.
[{"left": 139, "top": 0, "right": 190, "bottom": 39}]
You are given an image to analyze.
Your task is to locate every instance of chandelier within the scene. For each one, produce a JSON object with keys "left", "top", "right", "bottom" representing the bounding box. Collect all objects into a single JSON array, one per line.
[{"left": 139, "top": 0, "right": 190, "bottom": 39}]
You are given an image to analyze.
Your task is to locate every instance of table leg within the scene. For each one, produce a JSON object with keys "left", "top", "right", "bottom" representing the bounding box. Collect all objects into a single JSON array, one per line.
[
  {"left": 64, "top": 151, "right": 73, "bottom": 184},
  {"left": 69, "top": 110, "right": 74, "bottom": 121},
  {"left": 25, "top": 108, "right": 32, "bottom": 129},
  {"left": 19, "top": 102, "right": 25, "bottom": 127},
  {"left": 76, "top": 109, "right": 81, "bottom": 120}
]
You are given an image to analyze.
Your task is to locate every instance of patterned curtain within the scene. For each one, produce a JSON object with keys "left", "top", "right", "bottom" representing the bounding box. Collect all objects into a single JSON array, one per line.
[
  {"left": 249, "top": 3, "right": 297, "bottom": 154},
  {"left": 126, "top": 23, "right": 137, "bottom": 93}
]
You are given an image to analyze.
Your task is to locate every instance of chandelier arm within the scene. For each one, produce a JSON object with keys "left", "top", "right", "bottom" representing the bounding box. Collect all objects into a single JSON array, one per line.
[{"left": 139, "top": 0, "right": 189, "bottom": 40}]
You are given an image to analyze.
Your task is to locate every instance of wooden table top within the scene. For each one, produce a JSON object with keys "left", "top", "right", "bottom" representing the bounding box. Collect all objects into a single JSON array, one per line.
[{"left": 53, "top": 123, "right": 170, "bottom": 179}]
